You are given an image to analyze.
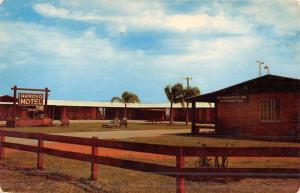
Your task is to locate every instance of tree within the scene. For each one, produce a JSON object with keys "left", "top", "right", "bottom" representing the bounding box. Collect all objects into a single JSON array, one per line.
[
  {"left": 184, "top": 86, "right": 200, "bottom": 125},
  {"left": 111, "top": 91, "right": 140, "bottom": 119},
  {"left": 164, "top": 83, "right": 185, "bottom": 124}
]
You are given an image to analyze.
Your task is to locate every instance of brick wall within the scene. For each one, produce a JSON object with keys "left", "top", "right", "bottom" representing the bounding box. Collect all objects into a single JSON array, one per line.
[
  {"left": 217, "top": 93, "right": 300, "bottom": 137},
  {"left": 0, "top": 103, "right": 216, "bottom": 123}
]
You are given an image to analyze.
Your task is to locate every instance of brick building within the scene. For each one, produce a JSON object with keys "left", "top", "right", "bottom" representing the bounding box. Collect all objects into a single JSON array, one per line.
[
  {"left": 187, "top": 75, "right": 300, "bottom": 139},
  {"left": 0, "top": 97, "right": 214, "bottom": 124}
]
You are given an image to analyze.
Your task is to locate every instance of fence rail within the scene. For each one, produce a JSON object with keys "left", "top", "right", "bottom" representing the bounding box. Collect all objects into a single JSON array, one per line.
[{"left": 0, "top": 130, "right": 299, "bottom": 193}]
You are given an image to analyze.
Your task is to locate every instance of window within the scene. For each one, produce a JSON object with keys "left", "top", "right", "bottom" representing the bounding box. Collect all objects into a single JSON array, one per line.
[{"left": 261, "top": 99, "right": 281, "bottom": 121}]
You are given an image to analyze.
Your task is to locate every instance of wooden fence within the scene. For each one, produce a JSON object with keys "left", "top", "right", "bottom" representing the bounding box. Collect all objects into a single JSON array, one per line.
[{"left": 0, "top": 130, "right": 299, "bottom": 193}]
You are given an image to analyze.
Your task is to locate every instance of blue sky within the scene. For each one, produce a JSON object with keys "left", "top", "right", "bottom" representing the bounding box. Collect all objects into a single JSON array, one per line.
[{"left": 0, "top": 0, "right": 299, "bottom": 102}]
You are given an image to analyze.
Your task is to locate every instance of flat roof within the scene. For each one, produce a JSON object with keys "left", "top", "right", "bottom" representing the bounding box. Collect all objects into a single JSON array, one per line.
[
  {"left": 48, "top": 100, "right": 213, "bottom": 108},
  {"left": 0, "top": 100, "right": 214, "bottom": 108}
]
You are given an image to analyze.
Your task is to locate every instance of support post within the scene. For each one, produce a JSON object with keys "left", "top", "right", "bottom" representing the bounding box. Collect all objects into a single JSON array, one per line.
[
  {"left": 37, "top": 134, "right": 44, "bottom": 170},
  {"left": 0, "top": 132, "right": 5, "bottom": 160},
  {"left": 185, "top": 102, "right": 189, "bottom": 126},
  {"left": 91, "top": 137, "right": 98, "bottom": 181},
  {"left": 176, "top": 146, "right": 185, "bottom": 193},
  {"left": 12, "top": 85, "right": 17, "bottom": 120},
  {"left": 214, "top": 99, "right": 219, "bottom": 134},
  {"left": 191, "top": 101, "right": 196, "bottom": 134},
  {"left": 44, "top": 87, "right": 49, "bottom": 118}
]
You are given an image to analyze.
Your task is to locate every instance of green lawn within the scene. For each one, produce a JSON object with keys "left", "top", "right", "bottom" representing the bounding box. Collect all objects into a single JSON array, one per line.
[
  {"left": 1, "top": 123, "right": 300, "bottom": 192},
  {"left": 1, "top": 122, "right": 190, "bottom": 133},
  {"left": 122, "top": 134, "right": 300, "bottom": 169},
  {"left": 124, "top": 134, "right": 300, "bottom": 147},
  {"left": 1, "top": 151, "right": 299, "bottom": 193}
]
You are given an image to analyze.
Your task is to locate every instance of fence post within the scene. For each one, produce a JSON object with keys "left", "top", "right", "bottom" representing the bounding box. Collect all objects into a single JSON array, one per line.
[
  {"left": 91, "top": 137, "right": 98, "bottom": 181},
  {"left": 176, "top": 146, "right": 184, "bottom": 193},
  {"left": 37, "top": 134, "right": 44, "bottom": 170},
  {"left": 0, "top": 131, "right": 5, "bottom": 160}
]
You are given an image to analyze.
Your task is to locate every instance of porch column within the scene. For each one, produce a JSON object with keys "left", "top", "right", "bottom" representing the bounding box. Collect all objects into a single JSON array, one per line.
[
  {"left": 61, "top": 107, "right": 68, "bottom": 120},
  {"left": 191, "top": 101, "right": 196, "bottom": 134},
  {"left": 214, "top": 100, "right": 219, "bottom": 134}
]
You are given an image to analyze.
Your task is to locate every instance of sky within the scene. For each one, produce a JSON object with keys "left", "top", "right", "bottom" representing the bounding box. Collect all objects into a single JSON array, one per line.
[{"left": 0, "top": 0, "right": 299, "bottom": 103}]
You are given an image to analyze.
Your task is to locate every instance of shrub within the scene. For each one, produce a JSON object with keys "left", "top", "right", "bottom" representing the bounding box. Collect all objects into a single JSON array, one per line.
[{"left": 194, "top": 144, "right": 232, "bottom": 168}]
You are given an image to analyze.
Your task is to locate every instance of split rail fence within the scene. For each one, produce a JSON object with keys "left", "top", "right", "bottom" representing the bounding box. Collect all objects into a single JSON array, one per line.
[{"left": 0, "top": 130, "right": 300, "bottom": 193}]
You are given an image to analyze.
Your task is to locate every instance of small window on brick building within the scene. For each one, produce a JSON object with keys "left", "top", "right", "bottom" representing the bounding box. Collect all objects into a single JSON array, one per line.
[{"left": 261, "top": 99, "right": 281, "bottom": 121}]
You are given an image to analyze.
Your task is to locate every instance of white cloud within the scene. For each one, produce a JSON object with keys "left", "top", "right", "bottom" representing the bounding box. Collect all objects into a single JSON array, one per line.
[
  {"left": 0, "top": 22, "right": 130, "bottom": 69},
  {"left": 150, "top": 35, "right": 261, "bottom": 72},
  {"left": 33, "top": 2, "right": 251, "bottom": 34},
  {"left": 0, "top": 63, "right": 7, "bottom": 70},
  {"left": 0, "top": 20, "right": 298, "bottom": 98},
  {"left": 241, "top": 0, "right": 300, "bottom": 35},
  {"left": 33, "top": 3, "right": 106, "bottom": 23},
  {"left": 164, "top": 14, "right": 250, "bottom": 34},
  {"left": 0, "top": 1, "right": 299, "bottom": 101},
  {"left": 0, "top": 19, "right": 262, "bottom": 81}
]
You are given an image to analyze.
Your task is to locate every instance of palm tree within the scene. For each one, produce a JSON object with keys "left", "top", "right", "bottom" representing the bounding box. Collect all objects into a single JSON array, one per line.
[
  {"left": 164, "top": 83, "right": 185, "bottom": 124},
  {"left": 111, "top": 91, "right": 140, "bottom": 119},
  {"left": 184, "top": 86, "right": 200, "bottom": 125},
  {"left": 164, "top": 85, "right": 173, "bottom": 124}
]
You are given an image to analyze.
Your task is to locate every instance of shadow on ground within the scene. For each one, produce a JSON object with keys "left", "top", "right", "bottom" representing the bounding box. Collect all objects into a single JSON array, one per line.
[{"left": 0, "top": 163, "right": 108, "bottom": 193}]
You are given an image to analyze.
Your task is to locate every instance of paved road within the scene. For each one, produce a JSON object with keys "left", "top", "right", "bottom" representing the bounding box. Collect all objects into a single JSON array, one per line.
[{"left": 5, "top": 129, "right": 190, "bottom": 145}]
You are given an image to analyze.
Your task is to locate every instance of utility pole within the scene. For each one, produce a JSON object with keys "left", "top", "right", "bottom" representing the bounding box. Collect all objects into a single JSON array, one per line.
[
  {"left": 256, "top": 60, "right": 264, "bottom": 77},
  {"left": 264, "top": 64, "right": 270, "bottom": 75},
  {"left": 183, "top": 77, "right": 192, "bottom": 94},
  {"left": 183, "top": 77, "right": 192, "bottom": 125}
]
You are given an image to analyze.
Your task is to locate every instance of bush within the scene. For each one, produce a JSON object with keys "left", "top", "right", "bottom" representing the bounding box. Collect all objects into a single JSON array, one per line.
[{"left": 194, "top": 144, "right": 231, "bottom": 168}]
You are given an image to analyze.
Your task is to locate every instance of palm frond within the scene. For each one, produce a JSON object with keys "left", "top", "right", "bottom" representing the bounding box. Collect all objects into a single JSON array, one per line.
[
  {"left": 164, "top": 85, "right": 173, "bottom": 103},
  {"left": 122, "top": 91, "right": 140, "bottom": 103},
  {"left": 111, "top": 96, "right": 123, "bottom": 102}
]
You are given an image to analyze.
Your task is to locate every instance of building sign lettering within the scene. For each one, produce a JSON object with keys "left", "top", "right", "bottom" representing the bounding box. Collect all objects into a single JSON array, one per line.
[
  {"left": 18, "top": 93, "right": 44, "bottom": 106},
  {"left": 217, "top": 95, "right": 248, "bottom": 103}
]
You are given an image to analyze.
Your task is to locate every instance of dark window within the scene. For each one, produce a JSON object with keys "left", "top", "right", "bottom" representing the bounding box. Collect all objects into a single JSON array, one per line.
[{"left": 261, "top": 99, "right": 281, "bottom": 121}]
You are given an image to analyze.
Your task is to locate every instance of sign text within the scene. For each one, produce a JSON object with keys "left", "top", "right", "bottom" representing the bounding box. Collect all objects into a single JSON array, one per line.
[
  {"left": 217, "top": 95, "right": 248, "bottom": 103},
  {"left": 18, "top": 93, "right": 44, "bottom": 106}
]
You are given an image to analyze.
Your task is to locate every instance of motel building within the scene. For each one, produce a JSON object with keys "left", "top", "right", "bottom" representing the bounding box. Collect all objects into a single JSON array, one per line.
[
  {"left": 0, "top": 94, "right": 214, "bottom": 127},
  {"left": 187, "top": 74, "right": 300, "bottom": 139}
]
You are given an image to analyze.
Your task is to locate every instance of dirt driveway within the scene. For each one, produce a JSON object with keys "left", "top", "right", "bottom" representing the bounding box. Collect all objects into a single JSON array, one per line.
[
  {"left": 56, "top": 128, "right": 189, "bottom": 139},
  {"left": 4, "top": 129, "right": 187, "bottom": 162},
  {"left": 5, "top": 129, "right": 189, "bottom": 145}
]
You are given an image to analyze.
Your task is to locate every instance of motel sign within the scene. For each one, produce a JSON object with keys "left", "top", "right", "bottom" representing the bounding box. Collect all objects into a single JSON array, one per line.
[{"left": 18, "top": 93, "right": 44, "bottom": 106}]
